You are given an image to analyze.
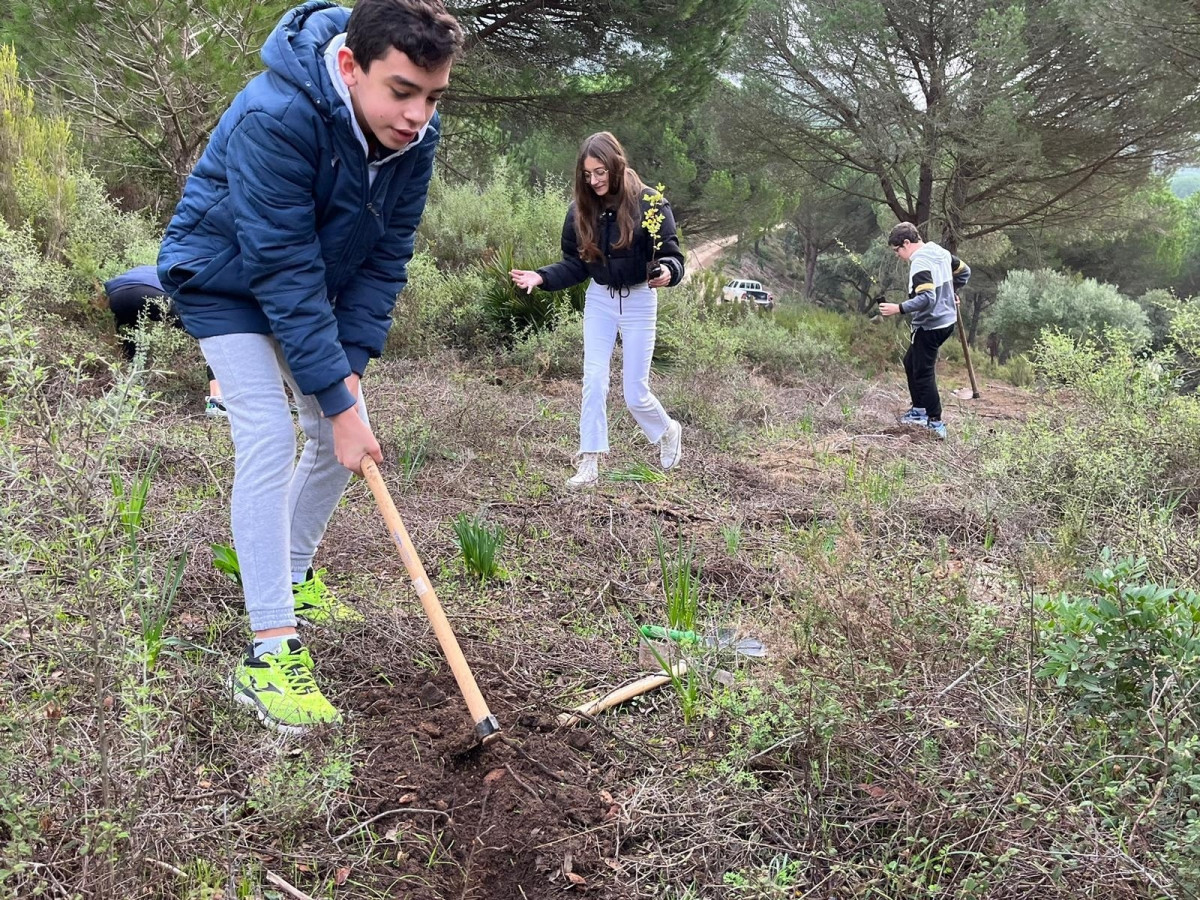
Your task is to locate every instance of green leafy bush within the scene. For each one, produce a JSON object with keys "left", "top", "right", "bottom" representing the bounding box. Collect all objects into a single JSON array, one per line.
[
  {"left": 1136, "top": 288, "right": 1182, "bottom": 350},
  {"left": 387, "top": 252, "right": 490, "bottom": 357},
  {"left": 656, "top": 290, "right": 744, "bottom": 376},
  {"left": 1169, "top": 297, "right": 1200, "bottom": 388},
  {"left": 0, "top": 220, "right": 100, "bottom": 396},
  {"left": 1038, "top": 551, "right": 1200, "bottom": 892},
  {"left": 1038, "top": 552, "right": 1200, "bottom": 723},
  {"left": 982, "top": 332, "right": 1200, "bottom": 567},
  {"left": 985, "top": 268, "right": 1151, "bottom": 356},
  {"left": 730, "top": 311, "right": 847, "bottom": 383},
  {"left": 418, "top": 164, "right": 569, "bottom": 271},
  {"left": 481, "top": 245, "right": 584, "bottom": 337},
  {"left": 504, "top": 307, "right": 585, "bottom": 378},
  {"left": 0, "top": 47, "right": 156, "bottom": 282}
]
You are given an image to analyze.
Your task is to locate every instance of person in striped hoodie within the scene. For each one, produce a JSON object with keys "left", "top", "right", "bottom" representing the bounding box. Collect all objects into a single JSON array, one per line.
[{"left": 879, "top": 223, "right": 971, "bottom": 439}]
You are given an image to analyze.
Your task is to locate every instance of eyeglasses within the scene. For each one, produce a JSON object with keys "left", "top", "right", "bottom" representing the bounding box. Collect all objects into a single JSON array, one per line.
[
  {"left": 583, "top": 167, "right": 608, "bottom": 183},
  {"left": 889, "top": 244, "right": 903, "bottom": 254}
]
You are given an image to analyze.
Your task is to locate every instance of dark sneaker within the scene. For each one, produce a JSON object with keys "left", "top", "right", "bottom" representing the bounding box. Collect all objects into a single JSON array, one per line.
[
  {"left": 292, "top": 568, "right": 364, "bottom": 625},
  {"left": 230, "top": 638, "right": 341, "bottom": 734},
  {"left": 899, "top": 406, "right": 928, "bottom": 426}
]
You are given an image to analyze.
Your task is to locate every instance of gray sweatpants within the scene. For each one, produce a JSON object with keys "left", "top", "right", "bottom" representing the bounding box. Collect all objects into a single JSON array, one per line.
[{"left": 200, "top": 333, "right": 368, "bottom": 632}]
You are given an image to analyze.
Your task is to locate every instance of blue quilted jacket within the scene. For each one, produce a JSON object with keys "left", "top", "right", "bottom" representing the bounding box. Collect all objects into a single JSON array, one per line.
[{"left": 158, "top": 1, "right": 437, "bottom": 415}]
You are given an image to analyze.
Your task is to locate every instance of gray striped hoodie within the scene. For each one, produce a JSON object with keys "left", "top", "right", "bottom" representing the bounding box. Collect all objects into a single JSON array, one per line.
[{"left": 900, "top": 242, "right": 970, "bottom": 331}]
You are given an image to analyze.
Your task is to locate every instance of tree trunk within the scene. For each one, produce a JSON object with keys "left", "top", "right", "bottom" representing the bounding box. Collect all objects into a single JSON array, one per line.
[{"left": 804, "top": 244, "right": 818, "bottom": 299}]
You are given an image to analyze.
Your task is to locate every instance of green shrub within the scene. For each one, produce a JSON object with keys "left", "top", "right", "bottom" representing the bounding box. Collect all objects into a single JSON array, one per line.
[
  {"left": 730, "top": 312, "right": 846, "bottom": 383},
  {"left": 481, "top": 245, "right": 584, "bottom": 337},
  {"left": 0, "top": 220, "right": 102, "bottom": 398},
  {"left": 982, "top": 332, "right": 1200, "bottom": 565},
  {"left": 0, "top": 47, "right": 156, "bottom": 282},
  {"left": 1137, "top": 288, "right": 1182, "bottom": 350},
  {"left": 505, "top": 307, "right": 585, "bottom": 378},
  {"left": 388, "top": 252, "right": 490, "bottom": 357},
  {"left": 1005, "top": 353, "right": 1034, "bottom": 387},
  {"left": 656, "top": 288, "right": 743, "bottom": 376},
  {"left": 418, "top": 163, "right": 569, "bottom": 271},
  {"left": 1038, "top": 551, "right": 1200, "bottom": 892},
  {"left": 1169, "top": 298, "right": 1200, "bottom": 388},
  {"left": 1038, "top": 552, "right": 1200, "bottom": 726},
  {"left": 985, "top": 268, "right": 1151, "bottom": 356}
]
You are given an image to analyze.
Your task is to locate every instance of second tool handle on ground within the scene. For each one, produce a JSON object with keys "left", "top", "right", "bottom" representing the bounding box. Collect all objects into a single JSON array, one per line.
[{"left": 360, "top": 456, "right": 500, "bottom": 742}]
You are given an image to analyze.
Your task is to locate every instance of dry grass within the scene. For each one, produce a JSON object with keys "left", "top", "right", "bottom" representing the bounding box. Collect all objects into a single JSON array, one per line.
[{"left": 1, "top": 344, "right": 1195, "bottom": 899}]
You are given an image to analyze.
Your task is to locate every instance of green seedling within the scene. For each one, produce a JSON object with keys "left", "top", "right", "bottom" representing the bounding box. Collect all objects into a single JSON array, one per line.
[
  {"left": 606, "top": 462, "right": 667, "bottom": 483},
  {"left": 211, "top": 543, "right": 241, "bottom": 584},
  {"left": 654, "top": 523, "right": 700, "bottom": 633},
  {"left": 453, "top": 513, "right": 506, "bottom": 582}
]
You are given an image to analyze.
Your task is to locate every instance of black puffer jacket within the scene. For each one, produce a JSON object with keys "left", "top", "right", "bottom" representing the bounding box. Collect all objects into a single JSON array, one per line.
[{"left": 536, "top": 191, "right": 686, "bottom": 293}]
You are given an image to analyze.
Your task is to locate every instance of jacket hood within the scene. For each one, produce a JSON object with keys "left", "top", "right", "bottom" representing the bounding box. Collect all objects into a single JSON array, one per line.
[{"left": 261, "top": 1, "right": 350, "bottom": 113}]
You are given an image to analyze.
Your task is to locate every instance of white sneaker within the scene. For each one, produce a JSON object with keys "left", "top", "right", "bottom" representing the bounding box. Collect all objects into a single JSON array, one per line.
[
  {"left": 567, "top": 453, "right": 600, "bottom": 489},
  {"left": 660, "top": 419, "right": 682, "bottom": 470}
]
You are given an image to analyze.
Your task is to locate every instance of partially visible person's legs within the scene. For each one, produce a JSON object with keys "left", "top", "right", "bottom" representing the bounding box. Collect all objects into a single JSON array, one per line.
[
  {"left": 902, "top": 335, "right": 920, "bottom": 409},
  {"left": 898, "top": 334, "right": 928, "bottom": 426},
  {"left": 106, "top": 283, "right": 171, "bottom": 360},
  {"left": 199, "top": 332, "right": 343, "bottom": 732},
  {"left": 617, "top": 285, "right": 672, "bottom": 444},
  {"left": 284, "top": 383, "right": 366, "bottom": 578},
  {"left": 580, "top": 283, "right": 621, "bottom": 454},
  {"left": 106, "top": 281, "right": 226, "bottom": 414},
  {"left": 200, "top": 333, "right": 297, "bottom": 633},
  {"left": 911, "top": 325, "right": 956, "bottom": 421},
  {"left": 278, "top": 354, "right": 368, "bottom": 623}
]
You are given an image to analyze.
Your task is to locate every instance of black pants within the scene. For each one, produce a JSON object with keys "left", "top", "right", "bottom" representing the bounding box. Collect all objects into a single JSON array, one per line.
[
  {"left": 107, "top": 284, "right": 214, "bottom": 382},
  {"left": 903, "top": 324, "right": 955, "bottom": 420}
]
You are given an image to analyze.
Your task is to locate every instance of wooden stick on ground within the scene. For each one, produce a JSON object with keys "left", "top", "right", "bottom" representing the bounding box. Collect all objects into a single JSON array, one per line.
[{"left": 557, "top": 662, "right": 689, "bottom": 728}]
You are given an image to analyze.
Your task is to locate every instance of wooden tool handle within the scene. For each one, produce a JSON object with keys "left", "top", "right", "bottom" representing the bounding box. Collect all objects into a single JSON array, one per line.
[
  {"left": 361, "top": 457, "right": 500, "bottom": 742},
  {"left": 557, "top": 662, "right": 688, "bottom": 728},
  {"left": 956, "top": 314, "right": 981, "bottom": 399}
]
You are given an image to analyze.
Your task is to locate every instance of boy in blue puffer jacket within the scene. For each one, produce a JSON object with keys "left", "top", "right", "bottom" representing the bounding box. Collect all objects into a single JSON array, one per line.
[{"left": 158, "top": 0, "right": 462, "bottom": 733}]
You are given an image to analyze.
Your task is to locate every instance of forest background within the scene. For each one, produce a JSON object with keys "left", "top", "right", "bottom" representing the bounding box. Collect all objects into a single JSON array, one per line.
[{"left": 3, "top": 1, "right": 1200, "bottom": 898}]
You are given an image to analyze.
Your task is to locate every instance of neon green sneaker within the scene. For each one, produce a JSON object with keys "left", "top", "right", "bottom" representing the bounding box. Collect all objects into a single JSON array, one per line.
[
  {"left": 230, "top": 638, "right": 342, "bottom": 734},
  {"left": 292, "top": 567, "right": 364, "bottom": 625}
]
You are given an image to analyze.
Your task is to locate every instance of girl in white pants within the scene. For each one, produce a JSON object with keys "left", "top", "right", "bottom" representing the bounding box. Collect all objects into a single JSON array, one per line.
[{"left": 510, "top": 131, "right": 686, "bottom": 487}]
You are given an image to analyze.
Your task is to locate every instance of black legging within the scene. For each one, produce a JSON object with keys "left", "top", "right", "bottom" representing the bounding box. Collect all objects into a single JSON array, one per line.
[
  {"left": 903, "top": 324, "right": 955, "bottom": 420},
  {"left": 106, "top": 283, "right": 214, "bottom": 382}
]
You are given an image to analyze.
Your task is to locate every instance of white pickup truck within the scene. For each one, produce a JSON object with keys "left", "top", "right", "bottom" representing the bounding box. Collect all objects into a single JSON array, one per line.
[{"left": 722, "top": 278, "right": 775, "bottom": 309}]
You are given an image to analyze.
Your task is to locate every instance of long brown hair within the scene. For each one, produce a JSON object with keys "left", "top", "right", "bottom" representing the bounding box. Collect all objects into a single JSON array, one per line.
[{"left": 573, "top": 132, "right": 643, "bottom": 264}]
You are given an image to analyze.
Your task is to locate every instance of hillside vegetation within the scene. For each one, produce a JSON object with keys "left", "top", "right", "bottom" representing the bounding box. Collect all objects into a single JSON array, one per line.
[{"left": 3, "top": 32, "right": 1200, "bottom": 900}]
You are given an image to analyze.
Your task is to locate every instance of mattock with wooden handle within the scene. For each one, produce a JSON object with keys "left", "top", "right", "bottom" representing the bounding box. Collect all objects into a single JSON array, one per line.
[{"left": 361, "top": 456, "right": 501, "bottom": 744}]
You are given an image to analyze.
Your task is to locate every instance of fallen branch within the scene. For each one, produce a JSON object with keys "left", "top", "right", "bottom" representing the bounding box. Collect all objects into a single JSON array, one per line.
[
  {"left": 937, "top": 656, "right": 987, "bottom": 698},
  {"left": 145, "top": 858, "right": 186, "bottom": 877},
  {"left": 505, "top": 763, "right": 540, "bottom": 799},
  {"left": 332, "top": 806, "right": 452, "bottom": 844},
  {"left": 265, "top": 870, "right": 316, "bottom": 900}
]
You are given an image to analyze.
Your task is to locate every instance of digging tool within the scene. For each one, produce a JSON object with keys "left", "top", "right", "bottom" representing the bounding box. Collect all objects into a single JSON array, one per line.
[
  {"left": 638, "top": 625, "right": 767, "bottom": 658},
  {"left": 955, "top": 318, "right": 981, "bottom": 399},
  {"left": 557, "top": 662, "right": 689, "bottom": 728},
  {"left": 360, "top": 456, "right": 501, "bottom": 744}
]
